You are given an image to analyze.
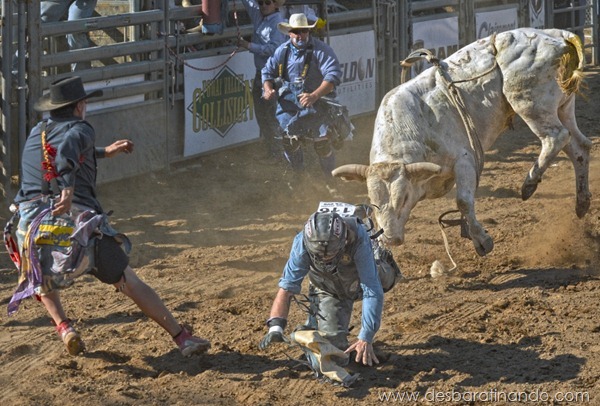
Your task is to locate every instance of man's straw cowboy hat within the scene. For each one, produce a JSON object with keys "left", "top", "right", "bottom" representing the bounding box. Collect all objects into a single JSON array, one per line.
[{"left": 278, "top": 13, "right": 317, "bottom": 35}]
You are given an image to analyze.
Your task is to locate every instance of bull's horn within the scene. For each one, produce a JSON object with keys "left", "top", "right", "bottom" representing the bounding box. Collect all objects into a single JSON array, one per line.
[
  {"left": 332, "top": 164, "right": 369, "bottom": 181},
  {"left": 404, "top": 162, "right": 443, "bottom": 175}
]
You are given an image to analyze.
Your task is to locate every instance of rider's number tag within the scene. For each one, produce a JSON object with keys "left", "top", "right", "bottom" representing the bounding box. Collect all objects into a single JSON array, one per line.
[{"left": 317, "top": 202, "right": 355, "bottom": 217}]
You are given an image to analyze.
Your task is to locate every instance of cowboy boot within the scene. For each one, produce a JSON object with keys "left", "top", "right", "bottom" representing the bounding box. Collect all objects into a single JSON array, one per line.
[{"left": 186, "top": 19, "right": 204, "bottom": 33}]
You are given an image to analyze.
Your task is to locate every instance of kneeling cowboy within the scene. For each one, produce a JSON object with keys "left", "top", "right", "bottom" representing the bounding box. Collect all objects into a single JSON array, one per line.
[{"left": 260, "top": 203, "right": 401, "bottom": 386}]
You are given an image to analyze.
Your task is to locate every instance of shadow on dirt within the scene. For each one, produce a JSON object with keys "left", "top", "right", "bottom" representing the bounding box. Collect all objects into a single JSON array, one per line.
[
  {"left": 77, "top": 345, "right": 293, "bottom": 381},
  {"left": 142, "top": 350, "right": 291, "bottom": 377},
  {"left": 3, "top": 314, "right": 52, "bottom": 327},
  {"left": 336, "top": 334, "right": 585, "bottom": 400},
  {"left": 452, "top": 267, "right": 598, "bottom": 292}
]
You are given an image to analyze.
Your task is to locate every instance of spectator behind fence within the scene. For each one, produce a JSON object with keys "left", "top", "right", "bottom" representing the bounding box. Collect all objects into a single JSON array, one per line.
[
  {"left": 238, "top": 0, "right": 287, "bottom": 163},
  {"left": 41, "top": 0, "right": 98, "bottom": 71},
  {"left": 181, "top": 0, "right": 224, "bottom": 35}
]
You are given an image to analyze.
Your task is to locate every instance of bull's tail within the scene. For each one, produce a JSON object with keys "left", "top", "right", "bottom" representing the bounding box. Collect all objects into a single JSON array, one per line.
[{"left": 558, "top": 32, "right": 585, "bottom": 95}]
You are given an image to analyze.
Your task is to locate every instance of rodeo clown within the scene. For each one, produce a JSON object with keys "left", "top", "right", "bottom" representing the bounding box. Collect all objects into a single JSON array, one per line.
[
  {"left": 259, "top": 202, "right": 401, "bottom": 386},
  {"left": 5, "top": 76, "right": 210, "bottom": 357}
]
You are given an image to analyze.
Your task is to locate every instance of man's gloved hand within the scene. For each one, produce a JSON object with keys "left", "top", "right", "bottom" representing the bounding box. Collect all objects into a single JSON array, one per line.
[
  {"left": 259, "top": 330, "right": 289, "bottom": 350},
  {"left": 332, "top": 134, "right": 345, "bottom": 150},
  {"left": 259, "top": 317, "right": 289, "bottom": 350}
]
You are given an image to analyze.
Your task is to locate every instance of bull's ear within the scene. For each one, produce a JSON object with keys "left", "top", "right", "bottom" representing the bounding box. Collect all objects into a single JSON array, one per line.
[
  {"left": 404, "top": 162, "right": 442, "bottom": 180},
  {"left": 332, "top": 164, "right": 369, "bottom": 182}
]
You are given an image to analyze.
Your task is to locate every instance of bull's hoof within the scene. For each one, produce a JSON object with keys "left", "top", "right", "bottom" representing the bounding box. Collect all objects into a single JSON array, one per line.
[
  {"left": 521, "top": 180, "right": 539, "bottom": 201},
  {"left": 576, "top": 193, "right": 591, "bottom": 218},
  {"left": 474, "top": 235, "right": 494, "bottom": 257}
]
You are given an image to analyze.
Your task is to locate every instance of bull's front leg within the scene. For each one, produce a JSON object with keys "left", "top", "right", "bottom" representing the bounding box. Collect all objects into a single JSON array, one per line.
[{"left": 454, "top": 156, "right": 494, "bottom": 256}]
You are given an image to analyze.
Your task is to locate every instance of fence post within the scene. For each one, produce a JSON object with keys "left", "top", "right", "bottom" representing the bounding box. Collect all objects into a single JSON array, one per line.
[
  {"left": 518, "top": 0, "right": 530, "bottom": 28},
  {"left": 1, "top": 0, "right": 13, "bottom": 202},
  {"left": 27, "top": 3, "right": 42, "bottom": 148},
  {"left": 459, "top": 0, "right": 476, "bottom": 46},
  {"left": 594, "top": 0, "right": 599, "bottom": 65},
  {"left": 159, "top": 0, "right": 171, "bottom": 172},
  {"left": 375, "top": 0, "right": 400, "bottom": 104},
  {"left": 400, "top": 0, "right": 409, "bottom": 63}
]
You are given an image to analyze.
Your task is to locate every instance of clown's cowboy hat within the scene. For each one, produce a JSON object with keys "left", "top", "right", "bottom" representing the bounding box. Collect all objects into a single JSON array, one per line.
[
  {"left": 34, "top": 76, "right": 103, "bottom": 112},
  {"left": 278, "top": 13, "right": 317, "bottom": 35}
]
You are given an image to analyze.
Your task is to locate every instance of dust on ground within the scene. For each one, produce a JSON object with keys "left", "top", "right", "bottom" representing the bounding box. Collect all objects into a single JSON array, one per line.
[{"left": 1, "top": 68, "right": 599, "bottom": 406}]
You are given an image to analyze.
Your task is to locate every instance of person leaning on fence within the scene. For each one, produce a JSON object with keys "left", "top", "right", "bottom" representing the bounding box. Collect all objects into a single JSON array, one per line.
[
  {"left": 5, "top": 76, "right": 211, "bottom": 357},
  {"left": 41, "top": 0, "right": 98, "bottom": 71},
  {"left": 259, "top": 207, "right": 400, "bottom": 385},
  {"left": 261, "top": 13, "right": 352, "bottom": 188},
  {"left": 180, "top": 0, "right": 225, "bottom": 35},
  {"left": 238, "top": 0, "right": 287, "bottom": 164}
]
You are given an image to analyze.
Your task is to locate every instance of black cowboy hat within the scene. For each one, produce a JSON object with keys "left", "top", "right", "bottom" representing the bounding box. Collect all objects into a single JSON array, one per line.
[{"left": 34, "top": 76, "right": 103, "bottom": 112}]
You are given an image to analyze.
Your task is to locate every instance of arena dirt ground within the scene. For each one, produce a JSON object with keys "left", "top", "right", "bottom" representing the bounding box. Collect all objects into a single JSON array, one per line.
[{"left": 1, "top": 66, "right": 600, "bottom": 405}]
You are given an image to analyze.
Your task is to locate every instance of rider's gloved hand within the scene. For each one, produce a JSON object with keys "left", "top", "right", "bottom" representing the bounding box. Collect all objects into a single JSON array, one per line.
[
  {"left": 259, "top": 330, "right": 288, "bottom": 350},
  {"left": 258, "top": 317, "right": 289, "bottom": 350}
]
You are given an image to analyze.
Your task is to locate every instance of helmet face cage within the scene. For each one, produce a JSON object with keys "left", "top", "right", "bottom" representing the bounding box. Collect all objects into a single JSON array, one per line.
[{"left": 303, "top": 212, "right": 347, "bottom": 272}]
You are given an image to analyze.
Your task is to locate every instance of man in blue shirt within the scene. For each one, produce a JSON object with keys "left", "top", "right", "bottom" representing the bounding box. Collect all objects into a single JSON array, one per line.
[
  {"left": 259, "top": 209, "right": 384, "bottom": 367},
  {"left": 261, "top": 13, "right": 348, "bottom": 183},
  {"left": 238, "top": 0, "right": 287, "bottom": 162}
]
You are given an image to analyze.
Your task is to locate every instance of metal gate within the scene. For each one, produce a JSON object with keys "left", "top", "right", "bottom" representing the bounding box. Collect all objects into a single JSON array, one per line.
[{"left": 551, "top": 0, "right": 599, "bottom": 64}]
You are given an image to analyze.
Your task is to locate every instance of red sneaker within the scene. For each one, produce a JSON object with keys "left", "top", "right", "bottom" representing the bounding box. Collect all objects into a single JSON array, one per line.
[
  {"left": 173, "top": 326, "right": 210, "bottom": 357},
  {"left": 55, "top": 319, "right": 85, "bottom": 356}
]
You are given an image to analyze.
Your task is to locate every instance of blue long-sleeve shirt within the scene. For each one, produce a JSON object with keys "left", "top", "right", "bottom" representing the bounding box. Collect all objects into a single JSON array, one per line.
[
  {"left": 241, "top": 0, "right": 287, "bottom": 70},
  {"left": 278, "top": 219, "right": 384, "bottom": 343},
  {"left": 262, "top": 36, "right": 342, "bottom": 94}
]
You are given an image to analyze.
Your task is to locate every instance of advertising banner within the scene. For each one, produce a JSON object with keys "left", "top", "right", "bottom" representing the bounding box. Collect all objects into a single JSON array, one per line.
[
  {"left": 411, "top": 17, "right": 459, "bottom": 77},
  {"left": 184, "top": 52, "right": 258, "bottom": 157},
  {"left": 476, "top": 7, "right": 519, "bottom": 39},
  {"left": 329, "top": 31, "right": 377, "bottom": 116}
]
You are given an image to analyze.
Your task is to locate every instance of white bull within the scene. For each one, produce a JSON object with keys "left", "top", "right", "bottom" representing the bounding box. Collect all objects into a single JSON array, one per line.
[{"left": 333, "top": 28, "right": 591, "bottom": 256}]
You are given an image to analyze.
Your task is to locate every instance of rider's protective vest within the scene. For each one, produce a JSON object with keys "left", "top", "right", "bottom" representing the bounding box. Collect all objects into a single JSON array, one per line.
[{"left": 306, "top": 217, "right": 364, "bottom": 301}]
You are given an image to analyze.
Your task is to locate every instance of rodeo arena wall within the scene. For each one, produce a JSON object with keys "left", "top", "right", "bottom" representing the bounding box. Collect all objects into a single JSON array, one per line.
[{"left": 0, "top": 0, "right": 598, "bottom": 203}]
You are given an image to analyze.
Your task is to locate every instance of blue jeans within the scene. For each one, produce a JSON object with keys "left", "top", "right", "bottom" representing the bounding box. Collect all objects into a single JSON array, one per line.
[
  {"left": 277, "top": 93, "right": 336, "bottom": 176},
  {"left": 41, "top": 0, "right": 98, "bottom": 71},
  {"left": 253, "top": 71, "right": 282, "bottom": 158},
  {"left": 305, "top": 284, "right": 353, "bottom": 351}
]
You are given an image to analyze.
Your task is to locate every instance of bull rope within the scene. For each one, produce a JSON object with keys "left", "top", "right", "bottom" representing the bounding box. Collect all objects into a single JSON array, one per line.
[
  {"left": 436, "top": 210, "right": 462, "bottom": 273},
  {"left": 400, "top": 35, "right": 499, "bottom": 273}
]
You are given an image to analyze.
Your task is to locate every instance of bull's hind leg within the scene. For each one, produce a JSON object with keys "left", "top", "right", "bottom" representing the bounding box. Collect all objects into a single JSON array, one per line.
[
  {"left": 558, "top": 96, "right": 592, "bottom": 218},
  {"left": 519, "top": 113, "right": 571, "bottom": 201}
]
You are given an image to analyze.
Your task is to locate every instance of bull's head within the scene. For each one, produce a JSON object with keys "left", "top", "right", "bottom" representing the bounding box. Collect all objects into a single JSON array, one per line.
[{"left": 332, "top": 162, "right": 442, "bottom": 245}]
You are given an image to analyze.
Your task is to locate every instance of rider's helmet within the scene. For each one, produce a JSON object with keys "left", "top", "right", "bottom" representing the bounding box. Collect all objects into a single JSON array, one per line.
[{"left": 303, "top": 212, "right": 347, "bottom": 272}]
